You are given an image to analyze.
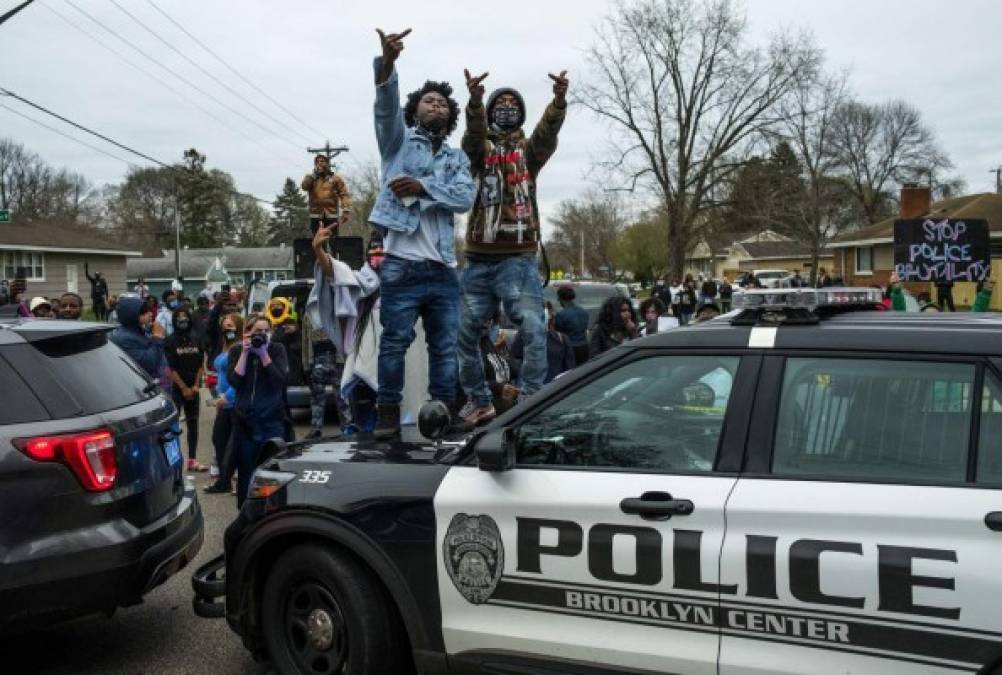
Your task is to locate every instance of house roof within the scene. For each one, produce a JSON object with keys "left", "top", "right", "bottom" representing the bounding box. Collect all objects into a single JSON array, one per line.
[
  {"left": 736, "top": 240, "right": 832, "bottom": 260},
  {"left": 0, "top": 221, "right": 141, "bottom": 256},
  {"left": 172, "top": 246, "right": 293, "bottom": 271},
  {"left": 127, "top": 255, "right": 221, "bottom": 281},
  {"left": 831, "top": 193, "right": 1002, "bottom": 248}
]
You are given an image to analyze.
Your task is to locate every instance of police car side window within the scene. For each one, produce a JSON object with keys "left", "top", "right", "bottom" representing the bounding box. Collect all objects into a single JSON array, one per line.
[
  {"left": 773, "top": 358, "right": 974, "bottom": 482},
  {"left": 976, "top": 374, "right": 1002, "bottom": 484},
  {"left": 514, "top": 356, "right": 738, "bottom": 472}
]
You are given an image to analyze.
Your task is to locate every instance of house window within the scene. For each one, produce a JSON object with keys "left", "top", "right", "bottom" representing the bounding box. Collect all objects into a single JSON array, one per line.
[
  {"left": 855, "top": 247, "right": 873, "bottom": 274},
  {"left": 2, "top": 250, "right": 45, "bottom": 281}
]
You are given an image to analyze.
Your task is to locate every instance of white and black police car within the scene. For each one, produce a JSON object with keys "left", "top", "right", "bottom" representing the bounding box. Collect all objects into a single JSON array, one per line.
[{"left": 193, "top": 288, "right": 1002, "bottom": 675}]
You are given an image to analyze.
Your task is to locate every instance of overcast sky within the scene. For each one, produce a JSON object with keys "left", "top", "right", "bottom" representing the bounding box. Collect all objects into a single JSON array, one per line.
[{"left": 2, "top": 0, "right": 1001, "bottom": 238}]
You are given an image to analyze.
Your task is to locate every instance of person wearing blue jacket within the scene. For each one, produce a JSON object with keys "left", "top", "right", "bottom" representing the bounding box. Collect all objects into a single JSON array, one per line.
[
  {"left": 110, "top": 293, "right": 170, "bottom": 391},
  {"left": 367, "top": 28, "right": 476, "bottom": 439},
  {"left": 228, "top": 314, "right": 290, "bottom": 506},
  {"left": 204, "top": 313, "right": 242, "bottom": 495}
]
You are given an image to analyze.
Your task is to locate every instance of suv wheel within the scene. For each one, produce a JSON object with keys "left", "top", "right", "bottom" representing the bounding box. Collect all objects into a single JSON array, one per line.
[{"left": 261, "top": 543, "right": 408, "bottom": 675}]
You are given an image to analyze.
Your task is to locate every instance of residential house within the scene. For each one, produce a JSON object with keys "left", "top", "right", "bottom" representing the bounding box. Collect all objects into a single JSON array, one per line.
[
  {"left": 688, "top": 230, "right": 832, "bottom": 280},
  {"left": 127, "top": 254, "right": 230, "bottom": 299},
  {"left": 830, "top": 186, "right": 1002, "bottom": 308},
  {"left": 0, "top": 220, "right": 141, "bottom": 309},
  {"left": 177, "top": 246, "right": 294, "bottom": 286}
]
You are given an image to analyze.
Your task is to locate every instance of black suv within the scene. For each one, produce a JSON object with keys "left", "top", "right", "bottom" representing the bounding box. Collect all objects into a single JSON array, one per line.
[
  {"left": 0, "top": 318, "right": 203, "bottom": 630},
  {"left": 194, "top": 290, "right": 1002, "bottom": 674}
]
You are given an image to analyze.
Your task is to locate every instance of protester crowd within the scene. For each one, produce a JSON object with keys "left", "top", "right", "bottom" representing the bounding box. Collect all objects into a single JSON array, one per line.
[{"left": 2, "top": 26, "right": 992, "bottom": 509}]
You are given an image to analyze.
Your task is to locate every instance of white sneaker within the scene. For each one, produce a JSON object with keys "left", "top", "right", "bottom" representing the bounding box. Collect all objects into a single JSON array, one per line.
[{"left": 463, "top": 404, "right": 496, "bottom": 426}]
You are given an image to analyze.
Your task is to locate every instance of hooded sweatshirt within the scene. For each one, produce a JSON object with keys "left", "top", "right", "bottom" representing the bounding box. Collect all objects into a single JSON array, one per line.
[
  {"left": 462, "top": 87, "right": 566, "bottom": 256},
  {"left": 110, "top": 295, "right": 170, "bottom": 390}
]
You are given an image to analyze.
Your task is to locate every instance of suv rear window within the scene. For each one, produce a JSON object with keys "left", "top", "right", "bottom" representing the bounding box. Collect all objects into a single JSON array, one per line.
[
  {"left": 0, "top": 355, "right": 49, "bottom": 424},
  {"left": 772, "top": 358, "right": 975, "bottom": 483},
  {"left": 9, "top": 331, "right": 155, "bottom": 416}
]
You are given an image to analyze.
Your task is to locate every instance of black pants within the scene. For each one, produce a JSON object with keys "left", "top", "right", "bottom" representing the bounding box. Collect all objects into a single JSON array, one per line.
[
  {"left": 92, "top": 297, "right": 107, "bottom": 321},
  {"left": 572, "top": 345, "right": 589, "bottom": 368},
  {"left": 211, "top": 407, "right": 235, "bottom": 484},
  {"left": 172, "top": 391, "right": 200, "bottom": 460},
  {"left": 938, "top": 287, "right": 956, "bottom": 312}
]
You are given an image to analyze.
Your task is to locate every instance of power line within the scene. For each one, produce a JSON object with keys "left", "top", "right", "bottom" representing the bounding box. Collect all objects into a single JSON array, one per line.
[
  {"left": 0, "top": 102, "right": 131, "bottom": 165},
  {"left": 61, "top": 0, "right": 300, "bottom": 163},
  {"left": 143, "top": 0, "right": 327, "bottom": 141},
  {"left": 109, "top": 0, "right": 312, "bottom": 147},
  {"left": 0, "top": 87, "right": 275, "bottom": 207},
  {"left": 41, "top": 1, "right": 295, "bottom": 166}
]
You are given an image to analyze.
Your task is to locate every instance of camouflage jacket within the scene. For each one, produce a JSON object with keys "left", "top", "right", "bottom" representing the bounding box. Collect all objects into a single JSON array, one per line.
[{"left": 462, "top": 100, "right": 565, "bottom": 256}]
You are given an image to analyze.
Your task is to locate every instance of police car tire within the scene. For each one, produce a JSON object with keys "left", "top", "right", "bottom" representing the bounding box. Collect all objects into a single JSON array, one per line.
[{"left": 261, "top": 543, "right": 409, "bottom": 675}]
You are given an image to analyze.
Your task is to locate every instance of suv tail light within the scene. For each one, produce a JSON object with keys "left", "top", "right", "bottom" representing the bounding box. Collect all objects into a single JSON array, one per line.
[{"left": 16, "top": 429, "right": 118, "bottom": 492}]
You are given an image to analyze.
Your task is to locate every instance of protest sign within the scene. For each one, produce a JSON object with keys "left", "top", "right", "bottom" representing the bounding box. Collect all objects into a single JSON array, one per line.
[{"left": 893, "top": 218, "right": 990, "bottom": 282}]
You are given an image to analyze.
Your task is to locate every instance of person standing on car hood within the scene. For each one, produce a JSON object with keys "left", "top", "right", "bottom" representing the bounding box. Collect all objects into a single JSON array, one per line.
[
  {"left": 228, "top": 314, "right": 290, "bottom": 506},
  {"left": 111, "top": 294, "right": 170, "bottom": 391},
  {"left": 457, "top": 65, "right": 568, "bottom": 426},
  {"left": 367, "top": 28, "right": 476, "bottom": 439}
]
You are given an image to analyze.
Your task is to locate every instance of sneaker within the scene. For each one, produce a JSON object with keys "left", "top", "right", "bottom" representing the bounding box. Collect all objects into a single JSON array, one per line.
[
  {"left": 304, "top": 429, "right": 323, "bottom": 440},
  {"left": 203, "top": 482, "right": 229, "bottom": 494},
  {"left": 463, "top": 403, "right": 496, "bottom": 427},
  {"left": 373, "top": 403, "right": 401, "bottom": 439},
  {"left": 186, "top": 459, "right": 208, "bottom": 472}
]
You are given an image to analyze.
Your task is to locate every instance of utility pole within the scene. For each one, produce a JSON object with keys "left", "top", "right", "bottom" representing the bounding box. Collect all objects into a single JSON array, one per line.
[
  {"left": 0, "top": 0, "right": 35, "bottom": 27},
  {"left": 306, "top": 141, "right": 349, "bottom": 163},
  {"left": 990, "top": 167, "right": 1002, "bottom": 194},
  {"left": 174, "top": 192, "right": 182, "bottom": 283}
]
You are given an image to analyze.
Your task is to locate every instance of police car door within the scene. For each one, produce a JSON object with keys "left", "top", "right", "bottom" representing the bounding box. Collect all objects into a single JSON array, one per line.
[
  {"left": 719, "top": 354, "right": 1002, "bottom": 674},
  {"left": 436, "top": 352, "right": 758, "bottom": 674}
]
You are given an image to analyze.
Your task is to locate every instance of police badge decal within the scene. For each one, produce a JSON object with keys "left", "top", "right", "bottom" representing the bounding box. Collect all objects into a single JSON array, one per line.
[{"left": 443, "top": 513, "right": 504, "bottom": 605}]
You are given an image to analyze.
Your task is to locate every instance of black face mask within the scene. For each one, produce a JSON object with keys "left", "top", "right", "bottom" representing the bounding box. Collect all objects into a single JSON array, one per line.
[
  {"left": 415, "top": 118, "right": 448, "bottom": 142},
  {"left": 224, "top": 330, "right": 237, "bottom": 342},
  {"left": 176, "top": 319, "right": 191, "bottom": 331},
  {"left": 491, "top": 105, "right": 521, "bottom": 131}
]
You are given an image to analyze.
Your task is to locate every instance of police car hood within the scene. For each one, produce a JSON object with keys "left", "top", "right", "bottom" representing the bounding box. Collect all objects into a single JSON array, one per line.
[{"left": 270, "top": 432, "right": 461, "bottom": 468}]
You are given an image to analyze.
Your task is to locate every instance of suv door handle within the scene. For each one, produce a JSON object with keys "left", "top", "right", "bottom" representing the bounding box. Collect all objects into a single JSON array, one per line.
[
  {"left": 985, "top": 512, "right": 1002, "bottom": 531},
  {"left": 620, "top": 492, "right": 694, "bottom": 521}
]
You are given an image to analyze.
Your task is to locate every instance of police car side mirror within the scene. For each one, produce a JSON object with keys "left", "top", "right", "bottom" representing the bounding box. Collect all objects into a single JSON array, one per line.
[
  {"left": 474, "top": 428, "right": 516, "bottom": 472},
  {"left": 259, "top": 437, "right": 287, "bottom": 466}
]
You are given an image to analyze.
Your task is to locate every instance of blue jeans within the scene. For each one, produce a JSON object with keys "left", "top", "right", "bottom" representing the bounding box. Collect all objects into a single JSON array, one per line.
[
  {"left": 459, "top": 255, "right": 545, "bottom": 406},
  {"left": 377, "top": 255, "right": 460, "bottom": 405},
  {"left": 233, "top": 415, "right": 286, "bottom": 508}
]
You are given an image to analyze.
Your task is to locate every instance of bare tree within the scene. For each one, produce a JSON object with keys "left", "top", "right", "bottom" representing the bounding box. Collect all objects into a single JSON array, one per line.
[
  {"left": 829, "top": 99, "right": 950, "bottom": 224},
  {"left": 577, "top": 0, "right": 819, "bottom": 277},
  {"left": 548, "top": 192, "right": 627, "bottom": 280},
  {"left": 770, "top": 70, "right": 856, "bottom": 281}
]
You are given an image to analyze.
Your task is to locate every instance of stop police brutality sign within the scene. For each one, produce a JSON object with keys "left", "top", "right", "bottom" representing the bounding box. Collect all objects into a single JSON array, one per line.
[{"left": 893, "top": 218, "right": 991, "bottom": 282}]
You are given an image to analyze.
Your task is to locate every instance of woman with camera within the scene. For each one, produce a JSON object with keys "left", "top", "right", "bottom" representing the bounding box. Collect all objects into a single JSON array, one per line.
[{"left": 228, "top": 313, "right": 290, "bottom": 506}]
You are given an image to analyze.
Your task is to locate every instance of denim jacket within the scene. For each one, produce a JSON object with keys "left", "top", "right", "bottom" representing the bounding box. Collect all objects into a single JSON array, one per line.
[{"left": 369, "top": 57, "right": 475, "bottom": 266}]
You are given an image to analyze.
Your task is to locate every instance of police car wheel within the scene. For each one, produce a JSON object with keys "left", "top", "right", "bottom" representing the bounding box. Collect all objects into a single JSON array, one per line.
[{"left": 261, "top": 543, "right": 408, "bottom": 675}]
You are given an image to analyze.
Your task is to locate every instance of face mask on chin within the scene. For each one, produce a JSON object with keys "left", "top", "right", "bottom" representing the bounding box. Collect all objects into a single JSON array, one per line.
[{"left": 176, "top": 319, "right": 191, "bottom": 331}]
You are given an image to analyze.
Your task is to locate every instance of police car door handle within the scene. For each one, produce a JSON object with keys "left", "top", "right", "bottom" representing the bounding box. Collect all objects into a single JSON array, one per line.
[
  {"left": 984, "top": 512, "right": 1002, "bottom": 531},
  {"left": 620, "top": 492, "right": 694, "bottom": 521}
]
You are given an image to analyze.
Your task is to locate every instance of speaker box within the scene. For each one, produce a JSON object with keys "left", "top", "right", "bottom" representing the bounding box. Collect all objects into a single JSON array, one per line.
[{"left": 293, "top": 236, "right": 366, "bottom": 279}]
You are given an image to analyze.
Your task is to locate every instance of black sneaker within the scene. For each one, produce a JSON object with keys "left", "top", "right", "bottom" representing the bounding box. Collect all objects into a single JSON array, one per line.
[
  {"left": 203, "top": 482, "right": 229, "bottom": 494},
  {"left": 373, "top": 403, "right": 401, "bottom": 439},
  {"left": 305, "top": 429, "right": 323, "bottom": 440}
]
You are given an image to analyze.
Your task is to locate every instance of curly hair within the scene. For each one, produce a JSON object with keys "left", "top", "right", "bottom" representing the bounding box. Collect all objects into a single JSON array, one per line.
[
  {"left": 639, "top": 297, "right": 666, "bottom": 318},
  {"left": 403, "top": 81, "right": 460, "bottom": 135},
  {"left": 597, "top": 296, "right": 636, "bottom": 330}
]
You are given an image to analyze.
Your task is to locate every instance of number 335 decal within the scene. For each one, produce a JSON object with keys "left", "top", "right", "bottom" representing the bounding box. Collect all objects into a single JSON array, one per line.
[{"left": 299, "top": 470, "right": 331, "bottom": 484}]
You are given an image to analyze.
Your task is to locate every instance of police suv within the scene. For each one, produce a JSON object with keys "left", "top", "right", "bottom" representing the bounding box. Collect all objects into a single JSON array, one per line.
[{"left": 194, "top": 288, "right": 1002, "bottom": 674}]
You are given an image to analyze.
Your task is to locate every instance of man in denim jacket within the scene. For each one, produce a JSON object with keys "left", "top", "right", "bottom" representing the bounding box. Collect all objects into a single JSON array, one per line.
[{"left": 369, "top": 28, "right": 476, "bottom": 438}]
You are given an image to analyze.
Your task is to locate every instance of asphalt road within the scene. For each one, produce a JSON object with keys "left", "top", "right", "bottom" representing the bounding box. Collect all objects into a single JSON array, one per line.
[{"left": 4, "top": 397, "right": 321, "bottom": 675}]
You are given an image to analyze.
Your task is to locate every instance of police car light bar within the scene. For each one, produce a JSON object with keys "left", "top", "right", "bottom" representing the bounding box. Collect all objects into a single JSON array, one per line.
[{"left": 731, "top": 288, "right": 883, "bottom": 311}]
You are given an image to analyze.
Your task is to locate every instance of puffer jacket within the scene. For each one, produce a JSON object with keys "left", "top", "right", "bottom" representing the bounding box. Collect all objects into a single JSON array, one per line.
[
  {"left": 463, "top": 88, "right": 566, "bottom": 256},
  {"left": 110, "top": 295, "right": 169, "bottom": 388}
]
